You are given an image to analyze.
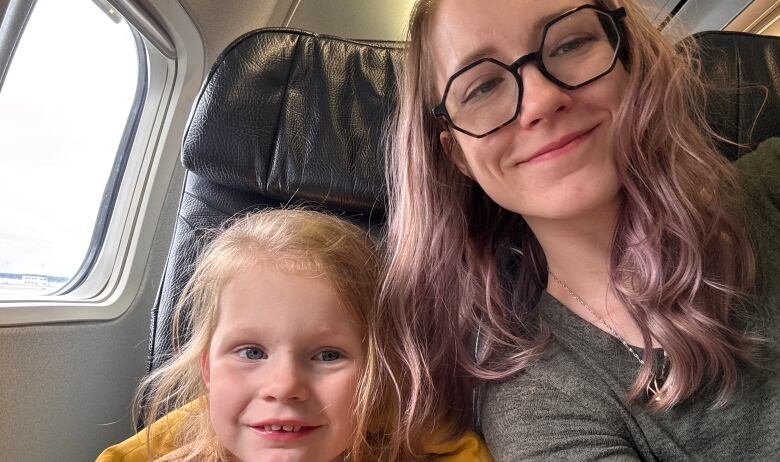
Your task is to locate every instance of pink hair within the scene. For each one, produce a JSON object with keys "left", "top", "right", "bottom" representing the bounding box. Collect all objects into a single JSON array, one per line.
[{"left": 378, "top": 0, "right": 758, "bottom": 453}]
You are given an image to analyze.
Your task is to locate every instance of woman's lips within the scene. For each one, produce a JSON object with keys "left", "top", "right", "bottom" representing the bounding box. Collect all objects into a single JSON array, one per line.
[{"left": 519, "top": 124, "right": 599, "bottom": 165}]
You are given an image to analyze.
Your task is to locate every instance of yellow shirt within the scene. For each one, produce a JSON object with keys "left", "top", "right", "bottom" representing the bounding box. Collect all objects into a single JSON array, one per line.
[{"left": 96, "top": 404, "right": 493, "bottom": 462}]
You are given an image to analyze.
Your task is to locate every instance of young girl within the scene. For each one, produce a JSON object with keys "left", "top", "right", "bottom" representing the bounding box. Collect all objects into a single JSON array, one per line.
[
  {"left": 97, "top": 209, "right": 492, "bottom": 461},
  {"left": 380, "top": 0, "right": 779, "bottom": 459}
]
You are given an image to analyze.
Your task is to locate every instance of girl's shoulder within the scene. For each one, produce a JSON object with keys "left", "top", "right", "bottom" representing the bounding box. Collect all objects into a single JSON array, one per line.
[
  {"left": 426, "top": 430, "right": 494, "bottom": 461},
  {"left": 151, "top": 441, "right": 223, "bottom": 462},
  {"left": 152, "top": 444, "right": 195, "bottom": 462},
  {"left": 95, "top": 401, "right": 208, "bottom": 462}
]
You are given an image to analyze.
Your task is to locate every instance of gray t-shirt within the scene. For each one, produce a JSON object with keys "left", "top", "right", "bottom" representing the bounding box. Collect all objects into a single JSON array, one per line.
[{"left": 481, "top": 138, "right": 780, "bottom": 461}]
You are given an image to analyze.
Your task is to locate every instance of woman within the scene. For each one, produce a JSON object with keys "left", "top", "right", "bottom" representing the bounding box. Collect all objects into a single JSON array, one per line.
[{"left": 379, "top": 0, "right": 779, "bottom": 460}]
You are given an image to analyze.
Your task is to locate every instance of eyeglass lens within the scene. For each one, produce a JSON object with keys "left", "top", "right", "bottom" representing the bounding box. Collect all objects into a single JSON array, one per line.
[{"left": 443, "top": 8, "right": 621, "bottom": 137}]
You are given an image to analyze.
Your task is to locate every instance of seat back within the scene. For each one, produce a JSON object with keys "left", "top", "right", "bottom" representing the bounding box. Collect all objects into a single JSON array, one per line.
[
  {"left": 149, "top": 29, "right": 400, "bottom": 370},
  {"left": 694, "top": 31, "right": 780, "bottom": 160},
  {"left": 148, "top": 29, "right": 780, "bottom": 371}
]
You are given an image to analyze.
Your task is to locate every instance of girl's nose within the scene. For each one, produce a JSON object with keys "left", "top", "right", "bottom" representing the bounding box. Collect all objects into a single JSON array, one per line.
[
  {"left": 517, "top": 64, "right": 573, "bottom": 129},
  {"left": 260, "top": 359, "right": 311, "bottom": 403}
]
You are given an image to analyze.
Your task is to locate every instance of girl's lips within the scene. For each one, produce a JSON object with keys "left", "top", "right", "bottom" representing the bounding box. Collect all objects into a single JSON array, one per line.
[{"left": 249, "top": 424, "right": 321, "bottom": 441}]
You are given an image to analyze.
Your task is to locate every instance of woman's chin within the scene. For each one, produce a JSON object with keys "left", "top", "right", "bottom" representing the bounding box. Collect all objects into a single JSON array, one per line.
[{"left": 512, "top": 184, "right": 623, "bottom": 224}]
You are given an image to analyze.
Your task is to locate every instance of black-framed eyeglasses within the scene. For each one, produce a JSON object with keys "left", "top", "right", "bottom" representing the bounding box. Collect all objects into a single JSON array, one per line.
[{"left": 432, "top": 4, "right": 626, "bottom": 138}]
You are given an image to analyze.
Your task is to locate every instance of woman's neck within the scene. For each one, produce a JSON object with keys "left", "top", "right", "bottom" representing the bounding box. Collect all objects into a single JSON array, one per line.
[
  {"left": 523, "top": 198, "right": 655, "bottom": 348},
  {"left": 525, "top": 199, "right": 618, "bottom": 284}
]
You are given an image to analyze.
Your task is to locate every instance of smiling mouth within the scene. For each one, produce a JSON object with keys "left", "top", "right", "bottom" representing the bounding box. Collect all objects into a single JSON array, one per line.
[
  {"left": 520, "top": 124, "right": 600, "bottom": 165},
  {"left": 250, "top": 424, "right": 321, "bottom": 440}
]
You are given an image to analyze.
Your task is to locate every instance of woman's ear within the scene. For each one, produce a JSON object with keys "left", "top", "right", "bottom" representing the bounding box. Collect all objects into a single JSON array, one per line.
[
  {"left": 200, "top": 350, "right": 211, "bottom": 390},
  {"left": 440, "top": 130, "right": 473, "bottom": 179}
]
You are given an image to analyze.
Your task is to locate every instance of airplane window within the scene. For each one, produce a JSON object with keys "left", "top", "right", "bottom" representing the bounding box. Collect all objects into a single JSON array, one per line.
[{"left": 0, "top": 0, "right": 143, "bottom": 296}]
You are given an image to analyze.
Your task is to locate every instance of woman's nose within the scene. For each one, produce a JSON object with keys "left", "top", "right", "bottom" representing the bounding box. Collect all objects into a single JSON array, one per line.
[
  {"left": 259, "top": 358, "right": 310, "bottom": 403},
  {"left": 517, "top": 64, "right": 573, "bottom": 129}
]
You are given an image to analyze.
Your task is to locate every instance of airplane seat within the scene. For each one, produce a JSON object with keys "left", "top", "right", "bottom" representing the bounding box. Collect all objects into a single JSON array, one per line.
[
  {"left": 693, "top": 31, "right": 780, "bottom": 160},
  {"left": 148, "top": 29, "right": 401, "bottom": 371},
  {"left": 147, "top": 29, "right": 780, "bottom": 373}
]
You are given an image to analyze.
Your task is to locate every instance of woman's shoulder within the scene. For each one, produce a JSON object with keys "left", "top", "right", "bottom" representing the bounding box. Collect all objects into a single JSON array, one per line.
[
  {"left": 481, "top": 291, "right": 641, "bottom": 454},
  {"left": 480, "top": 341, "right": 638, "bottom": 461},
  {"left": 484, "top": 339, "right": 611, "bottom": 401},
  {"left": 736, "top": 137, "right": 780, "bottom": 163},
  {"left": 482, "top": 327, "right": 631, "bottom": 425},
  {"left": 734, "top": 137, "right": 780, "bottom": 308},
  {"left": 735, "top": 137, "right": 780, "bottom": 208}
]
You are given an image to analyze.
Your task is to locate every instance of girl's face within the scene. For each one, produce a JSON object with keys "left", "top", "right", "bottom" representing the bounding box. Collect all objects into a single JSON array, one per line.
[
  {"left": 202, "top": 263, "right": 364, "bottom": 462},
  {"left": 431, "top": 0, "right": 629, "bottom": 222}
]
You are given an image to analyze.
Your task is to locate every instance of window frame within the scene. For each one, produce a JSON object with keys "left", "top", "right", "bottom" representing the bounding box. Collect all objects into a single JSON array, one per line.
[
  {"left": 0, "top": 0, "right": 36, "bottom": 94},
  {"left": 0, "top": 0, "right": 205, "bottom": 326}
]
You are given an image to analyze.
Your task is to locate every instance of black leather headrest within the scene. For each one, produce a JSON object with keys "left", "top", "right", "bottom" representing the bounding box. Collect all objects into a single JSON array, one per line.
[
  {"left": 695, "top": 31, "right": 780, "bottom": 160},
  {"left": 182, "top": 29, "right": 402, "bottom": 214}
]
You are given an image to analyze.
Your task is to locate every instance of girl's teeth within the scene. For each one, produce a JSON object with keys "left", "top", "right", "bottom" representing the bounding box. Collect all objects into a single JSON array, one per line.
[{"left": 263, "top": 424, "right": 304, "bottom": 432}]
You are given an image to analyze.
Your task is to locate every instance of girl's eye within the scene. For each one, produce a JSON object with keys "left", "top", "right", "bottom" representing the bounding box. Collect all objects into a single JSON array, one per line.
[
  {"left": 314, "top": 350, "right": 342, "bottom": 362},
  {"left": 237, "top": 347, "right": 267, "bottom": 360}
]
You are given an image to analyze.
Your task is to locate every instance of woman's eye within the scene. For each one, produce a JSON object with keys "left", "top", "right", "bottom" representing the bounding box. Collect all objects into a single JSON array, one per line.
[
  {"left": 550, "top": 36, "right": 594, "bottom": 57},
  {"left": 237, "top": 347, "right": 267, "bottom": 360},
  {"left": 314, "top": 350, "right": 342, "bottom": 362},
  {"left": 463, "top": 77, "right": 503, "bottom": 104}
]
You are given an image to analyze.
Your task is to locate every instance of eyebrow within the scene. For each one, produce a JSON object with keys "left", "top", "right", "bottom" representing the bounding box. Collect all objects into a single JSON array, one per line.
[
  {"left": 451, "top": 6, "right": 579, "bottom": 72},
  {"left": 217, "top": 326, "right": 265, "bottom": 340},
  {"left": 218, "top": 325, "right": 357, "bottom": 342}
]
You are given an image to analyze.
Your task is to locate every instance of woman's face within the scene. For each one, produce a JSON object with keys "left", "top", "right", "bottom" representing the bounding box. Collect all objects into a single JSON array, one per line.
[{"left": 431, "top": 0, "right": 629, "bottom": 222}]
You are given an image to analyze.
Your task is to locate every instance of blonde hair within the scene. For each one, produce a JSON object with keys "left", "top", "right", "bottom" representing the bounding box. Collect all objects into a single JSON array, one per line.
[
  {"left": 134, "top": 209, "right": 398, "bottom": 461},
  {"left": 379, "top": 0, "right": 758, "bottom": 452}
]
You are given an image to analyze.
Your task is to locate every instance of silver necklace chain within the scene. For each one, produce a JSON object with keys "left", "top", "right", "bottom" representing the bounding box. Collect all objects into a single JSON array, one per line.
[{"left": 548, "top": 271, "right": 668, "bottom": 398}]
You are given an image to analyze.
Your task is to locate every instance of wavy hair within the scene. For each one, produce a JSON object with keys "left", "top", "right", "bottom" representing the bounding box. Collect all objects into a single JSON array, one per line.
[
  {"left": 380, "top": 0, "right": 758, "bottom": 452},
  {"left": 133, "top": 209, "right": 404, "bottom": 461}
]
